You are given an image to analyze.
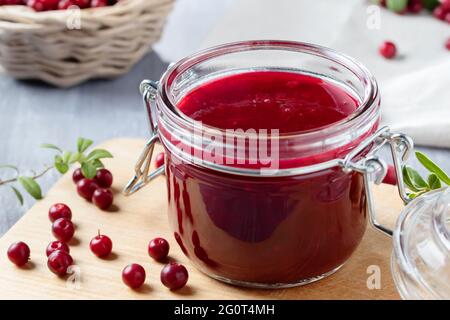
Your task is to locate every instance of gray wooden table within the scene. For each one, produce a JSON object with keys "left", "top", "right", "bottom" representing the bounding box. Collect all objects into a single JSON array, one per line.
[{"left": 1, "top": 0, "right": 449, "bottom": 236}]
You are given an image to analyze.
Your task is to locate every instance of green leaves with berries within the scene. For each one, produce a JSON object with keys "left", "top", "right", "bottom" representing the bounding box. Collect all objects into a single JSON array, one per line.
[
  {"left": 373, "top": 0, "right": 440, "bottom": 11},
  {"left": 403, "top": 151, "right": 448, "bottom": 199},
  {"left": 42, "top": 137, "right": 113, "bottom": 179},
  {"left": 0, "top": 137, "right": 113, "bottom": 205}
]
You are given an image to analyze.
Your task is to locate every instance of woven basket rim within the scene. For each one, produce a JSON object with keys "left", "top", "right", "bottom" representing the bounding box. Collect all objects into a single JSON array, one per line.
[{"left": 0, "top": 0, "right": 170, "bottom": 28}]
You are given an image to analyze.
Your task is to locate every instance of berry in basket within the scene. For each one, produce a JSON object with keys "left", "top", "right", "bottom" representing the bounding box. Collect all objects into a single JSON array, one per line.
[{"left": 0, "top": 0, "right": 119, "bottom": 11}]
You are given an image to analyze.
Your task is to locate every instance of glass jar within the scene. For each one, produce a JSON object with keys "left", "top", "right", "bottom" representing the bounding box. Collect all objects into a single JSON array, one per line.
[
  {"left": 392, "top": 188, "right": 450, "bottom": 299},
  {"left": 125, "top": 41, "right": 413, "bottom": 288}
]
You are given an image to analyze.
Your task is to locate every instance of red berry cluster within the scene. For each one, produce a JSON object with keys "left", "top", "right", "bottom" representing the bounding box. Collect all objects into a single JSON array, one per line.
[
  {"left": 73, "top": 168, "right": 114, "bottom": 210},
  {"left": 7, "top": 203, "right": 188, "bottom": 290},
  {"left": 380, "top": 0, "right": 425, "bottom": 14},
  {"left": 377, "top": 1, "right": 450, "bottom": 54},
  {"left": 0, "top": 0, "right": 118, "bottom": 11},
  {"left": 46, "top": 203, "right": 74, "bottom": 275},
  {"left": 122, "top": 237, "right": 188, "bottom": 290},
  {"left": 433, "top": 0, "right": 450, "bottom": 22},
  {"left": 48, "top": 203, "right": 114, "bottom": 274},
  {"left": 7, "top": 150, "right": 187, "bottom": 290},
  {"left": 379, "top": 0, "right": 450, "bottom": 19}
]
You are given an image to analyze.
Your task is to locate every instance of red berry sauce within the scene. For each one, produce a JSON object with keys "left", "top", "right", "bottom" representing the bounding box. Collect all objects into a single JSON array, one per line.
[
  {"left": 164, "top": 71, "right": 372, "bottom": 284},
  {"left": 178, "top": 71, "right": 358, "bottom": 134}
]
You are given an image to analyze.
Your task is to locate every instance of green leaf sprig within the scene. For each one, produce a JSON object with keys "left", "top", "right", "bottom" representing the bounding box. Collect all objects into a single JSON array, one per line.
[
  {"left": 403, "top": 151, "right": 448, "bottom": 199},
  {"left": 0, "top": 137, "right": 113, "bottom": 205}
]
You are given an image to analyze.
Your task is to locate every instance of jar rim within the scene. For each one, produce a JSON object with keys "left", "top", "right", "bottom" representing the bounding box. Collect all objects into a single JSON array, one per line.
[
  {"left": 158, "top": 40, "right": 379, "bottom": 140},
  {"left": 154, "top": 40, "right": 381, "bottom": 175}
]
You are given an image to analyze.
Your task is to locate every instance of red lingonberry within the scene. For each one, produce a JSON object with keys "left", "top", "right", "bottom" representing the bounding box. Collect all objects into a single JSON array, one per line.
[
  {"left": 90, "top": 0, "right": 107, "bottom": 7},
  {"left": 92, "top": 188, "right": 113, "bottom": 210},
  {"left": 72, "top": 168, "right": 84, "bottom": 184},
  {"left": 48, "top": 203, "right": 72, "bottom": 222},
  {"left": 155, "top": 152, "right": 165, "bottom": 169},
  {"left": 122, "top": 264, "right": 146, "bottom": 289},
  {"left": 7, "top": 241, "right": 30, "bottom": 266},
  {"left": 379, "top": 41, "right": 397, "bottom": 59},
  {"left": 46, "top": 240, "right": 70, "bottom": 257},
  {"left": 148, "top": 237, "right": 170, "bottom": 261},
  {"left": 407, "top": 0, "right": 423, "bottom": 13},
  {"left": 72, "top": 0, "right": 89, "bottom": 8},
  {"left": 94, "top": 168, "right": 113, "bottom": 188},
  {"left": 47, "top": 250, "right": 73, "bottom": 276},
  {"left": 76, "top": 178, "right": 99, "bottom": 201},
  {"left": 89, "top": 232, "right": 113, "bottom": 257},
  {"left": 52, "top": 218, "right": 75, "bottom": 242},
  {"left": 160, "top": 262, "right": 189, "bottom": 290},
  {"left": 57, "top": 0, "right": 74, "bottom": 9}
]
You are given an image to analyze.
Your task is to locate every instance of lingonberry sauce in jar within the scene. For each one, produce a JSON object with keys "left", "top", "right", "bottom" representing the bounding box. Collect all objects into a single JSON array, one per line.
[
  {"left": 151, "top": 41, "right": 381, "bottom": 287},
  {"left": 178, "top": 71, "right": 358, "bottom": 134}
]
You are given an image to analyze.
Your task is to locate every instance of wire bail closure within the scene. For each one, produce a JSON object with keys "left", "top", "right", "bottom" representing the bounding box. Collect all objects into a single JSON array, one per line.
[
  {"left": 124, "top": 79, "right": 414, "bottom": 237},
  {"left": 123, "top": 80, "right": 164, "bottom": 195},
  {"left": 339, "top": 127, "right": 414, "bottom": 236}
]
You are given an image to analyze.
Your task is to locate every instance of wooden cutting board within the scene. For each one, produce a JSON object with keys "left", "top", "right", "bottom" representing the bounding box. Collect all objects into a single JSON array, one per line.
[{"left": 0, "top": 139, "right": 404, "bottom": 300}]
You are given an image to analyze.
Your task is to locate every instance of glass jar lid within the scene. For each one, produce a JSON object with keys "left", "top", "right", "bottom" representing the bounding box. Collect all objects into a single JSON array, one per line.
[{"left": 392, "top": 188, "right": 450, "bottom": 299}]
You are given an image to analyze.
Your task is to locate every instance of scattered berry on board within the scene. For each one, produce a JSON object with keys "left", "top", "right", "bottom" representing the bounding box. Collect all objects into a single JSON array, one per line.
[
  {"left": 148, "top": 237, "right": 170, "bottom": 262},
  {"left": 90, "top": 232, "right": 113, "bottom": 257},
  {"left": 160, "top": 262, "right": 189, "bottom": 290},
  {"left": 47, "top": 250, "right": 73, "bottom": 276},
  {"left": 379, "top": 41, "right": 397, "bottom": 59},
  {"left": 48, "top": 203, "right": 72, "bottom": 222},
  {"left": 7, "top": 241, "right": 30, "bottom": 266},
  {"left": 52, "top": 218, "right": 75, "bottom": 243},
  {"left": 46, "top": 240, "right": 70, "bottom": 257},
  {"left": 122, "top": 263, "right": 146, "bottom": 289}
]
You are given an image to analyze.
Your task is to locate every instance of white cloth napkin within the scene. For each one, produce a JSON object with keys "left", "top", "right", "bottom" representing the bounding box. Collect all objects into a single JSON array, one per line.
[{"left": 197, "top": 0, "right": 450, "bottom": 147}]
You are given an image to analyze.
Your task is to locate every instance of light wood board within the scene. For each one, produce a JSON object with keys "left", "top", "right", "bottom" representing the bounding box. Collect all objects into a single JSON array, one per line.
[{"left": 0, "top": 139, "right": 403, "bottom": 300}]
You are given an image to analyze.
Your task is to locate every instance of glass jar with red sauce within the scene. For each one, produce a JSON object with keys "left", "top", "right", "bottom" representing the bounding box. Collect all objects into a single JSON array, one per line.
[{"left": 125, "top": 41, "right": 413, "bottom": 288}]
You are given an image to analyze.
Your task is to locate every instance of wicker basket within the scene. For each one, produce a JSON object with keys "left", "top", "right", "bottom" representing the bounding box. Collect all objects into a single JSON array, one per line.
[{"left": 0, "top": 0, "right": 174, "bottom": 87}]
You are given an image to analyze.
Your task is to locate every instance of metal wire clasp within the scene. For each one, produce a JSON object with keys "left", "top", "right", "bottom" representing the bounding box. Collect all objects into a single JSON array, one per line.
[
  {"left": 340, "top": 127, "right": 414, "bottom": 236},
  {"left": 123, "top": 80, "right": 165, "bottom": 196}
]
